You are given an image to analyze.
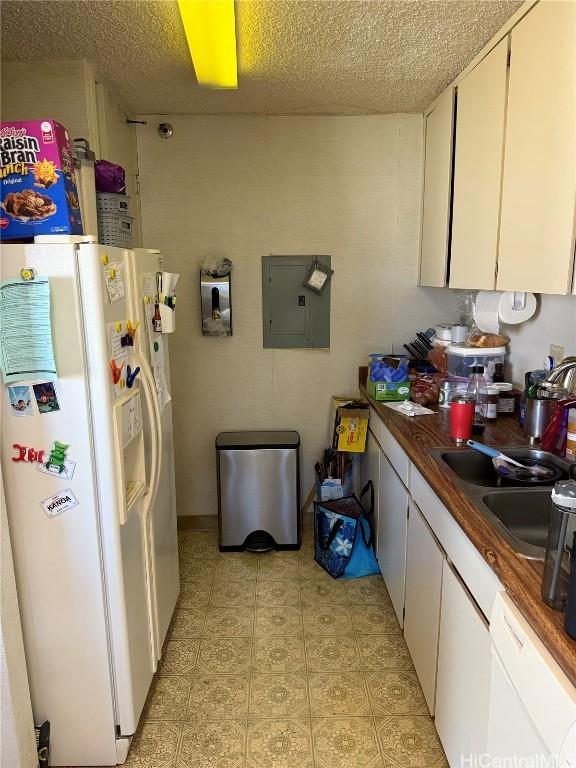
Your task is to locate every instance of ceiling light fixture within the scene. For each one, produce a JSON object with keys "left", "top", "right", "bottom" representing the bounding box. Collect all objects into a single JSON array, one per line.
[{"left": 177, "top": 0, "right": 238, "bottom": 89}]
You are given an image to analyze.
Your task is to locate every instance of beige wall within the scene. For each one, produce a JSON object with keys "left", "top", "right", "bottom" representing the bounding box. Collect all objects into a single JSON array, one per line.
[
  {"left": 1, "top": 58, "right": 144, "bottom": 244},
  {"left": 136, "top": 115, "right": 459, "bottom": 516},
  {"left": 1, "top": 59, "right": 100, "bottom": 153},
  {"left": 505, "top": 294, "right": 576, "bottom": 386}
]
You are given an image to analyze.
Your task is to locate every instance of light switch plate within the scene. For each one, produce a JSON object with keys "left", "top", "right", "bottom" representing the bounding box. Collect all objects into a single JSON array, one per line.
[{"left": 549, "top": 344, "right": 565, "bottom": 368}]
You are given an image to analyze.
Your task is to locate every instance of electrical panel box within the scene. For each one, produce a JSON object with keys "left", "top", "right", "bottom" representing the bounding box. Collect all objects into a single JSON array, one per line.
[{"left": 262, "top": 255, "right": 331, "bottom": 349}]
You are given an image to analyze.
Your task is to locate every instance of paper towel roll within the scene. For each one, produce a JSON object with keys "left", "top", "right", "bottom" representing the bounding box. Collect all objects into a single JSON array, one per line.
[
  {"left": 498, "top": 292, "right": 537, "bottom": 325},
  {"left": 474, "top": 291, "right": 502, "bottom": 334}
]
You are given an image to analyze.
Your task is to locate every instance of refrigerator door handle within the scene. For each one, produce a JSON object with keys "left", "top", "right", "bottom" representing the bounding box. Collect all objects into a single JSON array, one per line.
[{"left": 137, "top": 352, "right": 162, "bottom": 518}]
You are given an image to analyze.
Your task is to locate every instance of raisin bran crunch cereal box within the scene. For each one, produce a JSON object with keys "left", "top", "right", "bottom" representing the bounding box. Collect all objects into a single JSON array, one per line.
[{"left": 0, "top": 120, "right": 83, "bottom": 240}]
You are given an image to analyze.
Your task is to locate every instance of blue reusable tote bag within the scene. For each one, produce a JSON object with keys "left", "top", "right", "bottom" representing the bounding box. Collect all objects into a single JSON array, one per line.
[{"left": 313, "top": 481, "right": 380, "bottom": 579}]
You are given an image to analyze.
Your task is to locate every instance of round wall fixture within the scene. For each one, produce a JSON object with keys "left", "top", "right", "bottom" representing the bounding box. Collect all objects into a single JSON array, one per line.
[{"left": 157, "top": 123, "right": 174, "bottom": 139}]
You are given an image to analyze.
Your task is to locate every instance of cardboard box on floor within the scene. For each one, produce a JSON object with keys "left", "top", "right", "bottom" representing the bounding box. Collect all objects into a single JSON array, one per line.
[{"left": 329, "top": 395, "right": 369, "bottom": 453}]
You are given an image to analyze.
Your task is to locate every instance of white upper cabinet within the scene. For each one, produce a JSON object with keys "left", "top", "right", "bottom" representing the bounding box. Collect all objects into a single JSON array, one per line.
[
  {"left": 449, "top": 38, "right": 509, "bottom": 290},
  {"left": 420, "top": 0, "right": 576, "bottom": 295},
  {"left": 419, "top": 88, "right": 455, "bottom": 287},
  {"left": 496, "top": 0, "right": 576, "bottom": 294}
]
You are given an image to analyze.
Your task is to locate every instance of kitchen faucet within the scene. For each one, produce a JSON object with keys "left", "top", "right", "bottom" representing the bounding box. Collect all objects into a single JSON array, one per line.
[{"left": 542, "top": 357, "right": 576, "bottom": 395}]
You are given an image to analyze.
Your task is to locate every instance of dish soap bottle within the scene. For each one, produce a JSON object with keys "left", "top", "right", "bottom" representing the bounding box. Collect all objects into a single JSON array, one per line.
[{"left": 466, "top": 365, "right": 488, "bottom": 434}]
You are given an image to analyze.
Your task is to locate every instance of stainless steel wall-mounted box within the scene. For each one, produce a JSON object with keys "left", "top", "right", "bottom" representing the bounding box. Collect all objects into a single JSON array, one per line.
[{"left": 200, "top": 273, "right": 232, "bottom": 336}]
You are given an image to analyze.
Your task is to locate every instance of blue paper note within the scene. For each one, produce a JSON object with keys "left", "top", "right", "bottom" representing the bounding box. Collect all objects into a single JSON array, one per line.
[{"left": 0, "top": 276, "right": 57, "bottom": 384}]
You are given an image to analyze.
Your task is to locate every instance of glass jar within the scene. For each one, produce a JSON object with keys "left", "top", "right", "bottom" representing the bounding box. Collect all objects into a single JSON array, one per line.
[
  {"left": 486, "top": 386, "right": 499, "bottom": 422},
  {"left": 567, "top": 408, "right": 576, "bottom": 461},
  {"left": 438, "top": 378, "right": 467, "bottom": 409},
  {"left": 493, "top": 383, "right": 515, "bottom": 414}
]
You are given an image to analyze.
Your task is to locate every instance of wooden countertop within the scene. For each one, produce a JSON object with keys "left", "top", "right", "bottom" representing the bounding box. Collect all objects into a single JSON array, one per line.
[{"left": 358, "top": 368, "right": 576, "bottom": 687}]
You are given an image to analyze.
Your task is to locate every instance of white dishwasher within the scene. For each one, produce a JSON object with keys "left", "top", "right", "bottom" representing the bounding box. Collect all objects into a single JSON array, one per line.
[{"left": 488, "top": 592, "right": 576, "bottom": 767}]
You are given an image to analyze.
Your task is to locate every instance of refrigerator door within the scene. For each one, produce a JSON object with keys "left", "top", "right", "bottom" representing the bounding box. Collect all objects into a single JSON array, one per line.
[
  {"left": 77, "top": 243, "right": 154, "bottom": 736},
  {"left": 128, "top": 248, "right": 179, "bottom": 659},
  {"left": 0, "top": 244, "right": 118, "bottom": 766}
]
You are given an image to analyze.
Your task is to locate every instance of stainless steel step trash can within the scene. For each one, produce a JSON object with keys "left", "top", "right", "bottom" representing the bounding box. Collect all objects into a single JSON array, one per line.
[{"left": 216, "top": 431, "right": 301, "bottom": 551}]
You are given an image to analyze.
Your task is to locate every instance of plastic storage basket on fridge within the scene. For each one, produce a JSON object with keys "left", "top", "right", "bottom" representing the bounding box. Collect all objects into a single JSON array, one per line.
[
  {"left": 96, "top": 192, "right": 130, "bottom": 214},
  {"left": 97, "top": 212, "right": 133, "bottom": 248}
]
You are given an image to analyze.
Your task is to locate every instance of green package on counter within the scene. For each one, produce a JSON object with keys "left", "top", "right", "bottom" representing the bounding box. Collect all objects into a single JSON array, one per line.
[{"left": 367, "top": 379, "right": 411, "bottom": 401}]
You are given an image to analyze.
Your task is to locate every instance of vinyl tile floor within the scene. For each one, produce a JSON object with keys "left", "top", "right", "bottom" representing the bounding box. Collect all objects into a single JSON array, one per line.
[{"left": 124, "top": 522, "right": 447, "bottom": 768}]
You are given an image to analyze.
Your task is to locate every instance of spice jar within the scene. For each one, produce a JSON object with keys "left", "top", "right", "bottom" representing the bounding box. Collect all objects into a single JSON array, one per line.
[
  {"left": 567, "top": 408, "right": 576, "bottom": 461},
  {"left": 493, "top": 383, "right": 515, "bottom": 415},
  {"left": 486, "top": 386, "right": 499, "bottom": 422},
  {"left": 493, "top": 362, "right": 505, "bottom": 383}
]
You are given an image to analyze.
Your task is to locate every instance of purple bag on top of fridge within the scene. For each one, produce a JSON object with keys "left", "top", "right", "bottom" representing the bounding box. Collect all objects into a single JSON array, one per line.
[{"left": 95, "top": 159, "right": 126, "bottom": 193}]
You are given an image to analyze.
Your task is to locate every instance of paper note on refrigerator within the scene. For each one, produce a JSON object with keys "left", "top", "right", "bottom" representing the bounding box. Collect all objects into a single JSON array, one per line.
[
  {"left": 143, "top": 273, "right": 156, "bottom": 304},
  {"left": 110, "top": 323, "right": 129, "bottom": 364},
  {"left": 0, "top": 276, "right": 57, "bottom": 384},
  {"left": 104, "top": 263, "right": 125, "bottom": 303},
  {"left": 150, "top": 335, "right": 171, "bottom": 412},
  {"left": 109, "top": 322, "right": 133, "bottom": 398}
]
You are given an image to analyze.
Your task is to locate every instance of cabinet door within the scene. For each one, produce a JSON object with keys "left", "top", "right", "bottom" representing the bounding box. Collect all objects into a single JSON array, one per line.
[
  {"left": 419, "top": 88, "right": 455, "bottom": 287},
  {"left": 497, "top": 0, "right": 576, "bottom": 294},
  {"left": 377, "top": 453, "right": 409, "bottom": 627},
  {"left": 403, "top": 501, "right": 444, "bottom": 714},
  {"left": 435, "top": 560, "right": 491, "bottom": 767},
  {"left": 362, "top": 430, "right": 381, "bottom": 552},
  {"left": 449, "top": 38, "right": 509, "bottom": 290}
]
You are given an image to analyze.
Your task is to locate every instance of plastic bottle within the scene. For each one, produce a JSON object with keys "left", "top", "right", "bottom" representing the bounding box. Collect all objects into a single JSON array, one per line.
[
  {"left": 466, "top": 365, "right": 488, "bottom": 435},
  {"left": 564, "top": 532, "right": 576, "bottom": 639},
  {"left": 542, "top": 481, "right": 576, "bottom": 610}
]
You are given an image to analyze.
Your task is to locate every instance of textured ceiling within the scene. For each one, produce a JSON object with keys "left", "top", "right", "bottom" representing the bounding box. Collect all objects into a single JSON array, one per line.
[{"left": 0, "top": 0, "right": 523, "bottom": 115}]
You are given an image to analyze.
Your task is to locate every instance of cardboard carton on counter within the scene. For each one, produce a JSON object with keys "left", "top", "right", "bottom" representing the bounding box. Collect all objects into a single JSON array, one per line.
[{"left": 330, "top": 395, "right": 369, "bottom": 453}]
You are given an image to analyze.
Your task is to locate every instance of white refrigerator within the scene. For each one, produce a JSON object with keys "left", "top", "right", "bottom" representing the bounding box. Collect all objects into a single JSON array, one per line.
[{"left": 0, "top": 240, "right": 179, "bottom": 766}]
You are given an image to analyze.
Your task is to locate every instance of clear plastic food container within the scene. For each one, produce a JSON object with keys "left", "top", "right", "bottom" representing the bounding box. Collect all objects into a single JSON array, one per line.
[{"left": 446, "top": 345, "right": 506, "bottom": 383}]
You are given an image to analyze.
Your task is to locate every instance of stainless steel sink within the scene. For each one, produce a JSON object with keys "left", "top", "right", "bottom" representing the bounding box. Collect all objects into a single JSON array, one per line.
[
  {"left": 428, "top": 446, "right": 575, "bottom": 559},
  {"left": 481, "top": 489, "right": 552, "bottom": 558},
  {"left": 438, "top": 447, "right": 570, "bottom": 488}
]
